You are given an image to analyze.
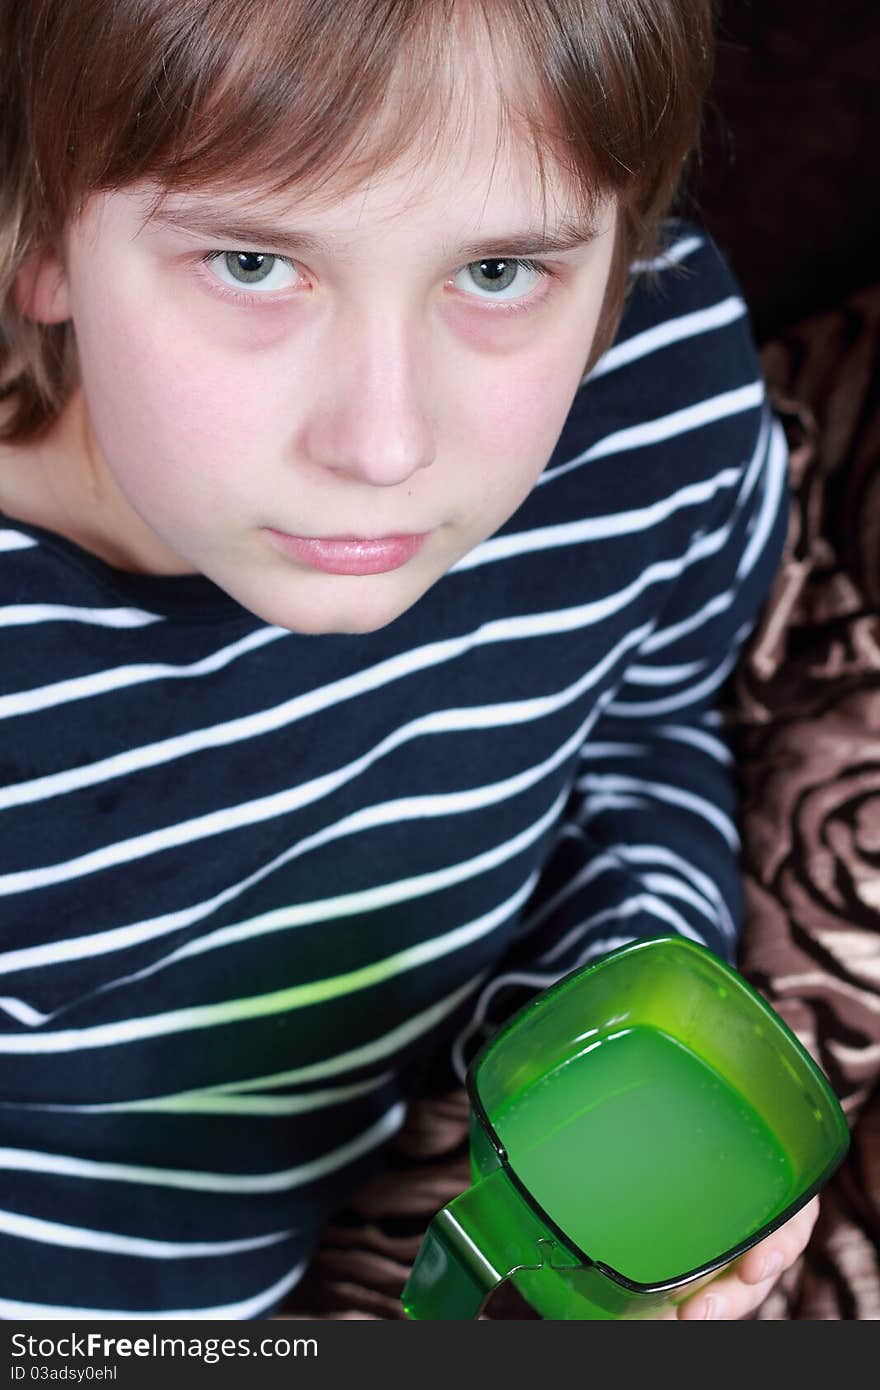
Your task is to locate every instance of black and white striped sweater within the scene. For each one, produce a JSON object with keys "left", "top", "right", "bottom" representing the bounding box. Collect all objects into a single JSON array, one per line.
[{"left": 0, "top": 223, "right": 788, "bottom": 1318}]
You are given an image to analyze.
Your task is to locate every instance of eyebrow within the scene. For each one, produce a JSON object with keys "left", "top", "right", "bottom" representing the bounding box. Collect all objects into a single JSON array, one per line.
[{"left": 148, "top": 202, "right": 600, "bottom": 259}]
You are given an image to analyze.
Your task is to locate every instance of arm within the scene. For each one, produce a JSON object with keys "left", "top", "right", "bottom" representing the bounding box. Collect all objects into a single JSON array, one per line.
[
  {"left": 548, "top": 400, "right": 791, "bottom": 972},
  {"left": 455, "top": 390, "right": 806, "bottom": 1319},
  {"left": 455, "top": 395, "right": 791, "bottom": 1058}
]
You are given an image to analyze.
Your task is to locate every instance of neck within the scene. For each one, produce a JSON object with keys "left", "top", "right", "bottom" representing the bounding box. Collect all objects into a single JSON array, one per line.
[{"left": 0, "top": 390, "right": 192, "bottom": 574}]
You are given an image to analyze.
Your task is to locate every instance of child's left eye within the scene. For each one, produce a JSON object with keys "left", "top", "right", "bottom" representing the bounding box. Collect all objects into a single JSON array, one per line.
[
  {"left": 202, "top": 251, "right": 301, "bottom": 294},
  {"left": 451, "top": 257, "right": 550, "bottom": 302}
]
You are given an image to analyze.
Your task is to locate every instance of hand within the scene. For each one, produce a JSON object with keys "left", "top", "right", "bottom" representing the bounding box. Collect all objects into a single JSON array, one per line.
[{"left": 673, "top": 1196, "right": 819, "bottom": 1320}]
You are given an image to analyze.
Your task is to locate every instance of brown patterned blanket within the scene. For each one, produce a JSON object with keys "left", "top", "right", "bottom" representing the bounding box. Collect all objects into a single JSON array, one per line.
[{"left": 278, "top": 287, "right": 880, "bottom": 1321}]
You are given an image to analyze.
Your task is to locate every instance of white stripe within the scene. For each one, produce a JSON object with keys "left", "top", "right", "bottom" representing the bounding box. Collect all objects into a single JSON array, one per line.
[
  {"left": 539, "top": 381, "right": 765, "bottom": 485},
  {"left": 624, "top": 658, "right": 708, "bottom": 687},
  {"left": 146, "top": 973, "right": 489, "bottom": 1111},
  {"left": 519, "top": 836, "right": 724, "bottom": 945},
  {"left": 0, "top": 1206, "right": 294, "bottom": 1259},
  {"left": 518, "top": 849, "right": 635, "bottom": 940},
  {"left": 0, "top": 858, "right": 542, "bottom": 1052},
  {"left": 539, "top": 892, "right": 706, "bottom": 965},
  {"left": 0, "top": 624, "right": 288, "bottom": 720},
  {"left": 637, "top": 872, "right": 720, "bottom": 925},
  {"left": 161, "top": 973, "right": 486, "bottom": 1100},
  {"left": 730, "top": 401, "right": 774, "bottom": 512},
  {"left": 605, "top": 645, "right": 739, "bottom": 716},
  {"left": 0, "top": 996, "right": 45, "bottom": 1026},
  {"left": 576, "top": 771, "right": 738, "bottom": 849},
  {"left": 575, "top": 792, "right": 647, "bottom": 815},
  {"left": 571, "top": 934, "right": 638, "bottom": 965},
  {"left": 578, "top": 740, "right": 644, "bottom": 759},
  {"left": 27, "top": 851, "right": 540, "bottom": 1034},
  {"left": 0, "top": 1257, "right": 308, "bottom": 1321},
  {"left": 636, "top": 407, "right": 773, "bottom": 659},
  {"left": 0, "top": 603, "right": 160, "bottom": 629},
  {"left": 452, "top": 465, "right": 742, "bottom": 571},
  {"left": 735, "top": 415, "right": 789, "bottom": 580},
  {"left": 30, "top": 1070, "right": 394, "bottom": 1117},
  {"left": 641, "top": 587, "right": 734, "bottom": 656},
  {"left": 455, "top": 952, "right": 635, "bottom": 1047},
  {"left": 654, "top": 723, "right": 733, "bottom": 764},
  {"left": 629, "top": 233, "right": 704, "bottom": 273},
  {"left": 31, "top": 974, "right": 490, "bottom": 1119},
  {"left": 603, "top": 842, "right": 737, "bottom": 940},
  {"left": 587, "top": 296, "right": 746, "bottom": 380},
  {"left": 454, "top": 851, "right": 724, "bottom": 1072},
  {"left": 0, "top": 1101, "right": 406, "bottom": 1194},
  {"left": 131, "top": 1072, "right": 394, "bottom": 1117},
  {"left": 0, "top": 529, "right": 37, "bottom": 552}
]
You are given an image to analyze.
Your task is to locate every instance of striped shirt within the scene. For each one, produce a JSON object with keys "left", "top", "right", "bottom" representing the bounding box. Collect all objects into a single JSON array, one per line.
[{"left": 0, "top": 223, "right": 789, "bottom": 1319}]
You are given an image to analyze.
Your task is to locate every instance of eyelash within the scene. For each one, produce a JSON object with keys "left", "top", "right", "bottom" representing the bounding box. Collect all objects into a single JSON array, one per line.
[
  {"left": 194, "top": 251, "right": 560, "bottom": 314},
  {"left": 463, "top": 258, "right": 558, "bottom": 316},
  {"left": 196, "top": 251, "right": 302, "bottom": 307}
]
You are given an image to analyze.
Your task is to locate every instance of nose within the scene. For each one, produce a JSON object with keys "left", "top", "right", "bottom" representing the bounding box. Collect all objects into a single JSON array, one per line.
[{"left": 300, "top": 309, "right": 436, "bottom": 486}]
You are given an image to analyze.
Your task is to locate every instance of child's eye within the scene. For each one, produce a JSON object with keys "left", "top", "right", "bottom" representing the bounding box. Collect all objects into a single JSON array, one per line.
[
  {"left": 202, "top": 250, "right": 301, "bottom": 294},
  {"left": 451, "top": 257, "right": 550, "bottom": 303}
]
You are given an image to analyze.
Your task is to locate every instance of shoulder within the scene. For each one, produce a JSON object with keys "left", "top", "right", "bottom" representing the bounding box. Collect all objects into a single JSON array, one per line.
[
  {"left": 624, "top": 219, "right": 749, "bottom": 330},
  {"left": 587, "top": 220, "right": 761, "bottom": 407},
  {"left": 539, "top": 220, "right": 772, "bottom": 511},
  {"left": 553, "top": 221, "right": 766, "bottom": 456}
]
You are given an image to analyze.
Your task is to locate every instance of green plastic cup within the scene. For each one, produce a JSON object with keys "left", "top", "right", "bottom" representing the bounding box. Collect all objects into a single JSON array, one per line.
[{"left": 401, "top": 936, "right": 849, "bottom": 1320}]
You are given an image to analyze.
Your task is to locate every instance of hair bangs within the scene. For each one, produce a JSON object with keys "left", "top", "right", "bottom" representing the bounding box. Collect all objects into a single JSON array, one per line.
[
  {"left": 2, "top": 0, "right": 715, "bottom": 441},
  {"left": 127, "top": 3, "right": 608, "bottom": 234}
]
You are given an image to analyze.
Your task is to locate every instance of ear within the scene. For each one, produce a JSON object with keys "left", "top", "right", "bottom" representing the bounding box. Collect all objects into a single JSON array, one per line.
[{"left": 15, "top": 250, "right": 71, "bottom": 324}]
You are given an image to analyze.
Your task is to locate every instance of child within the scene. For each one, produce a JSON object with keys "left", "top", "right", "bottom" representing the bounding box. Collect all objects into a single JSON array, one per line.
[{"left": 0, "top": 0, "right": 817, "bottom": 1320}]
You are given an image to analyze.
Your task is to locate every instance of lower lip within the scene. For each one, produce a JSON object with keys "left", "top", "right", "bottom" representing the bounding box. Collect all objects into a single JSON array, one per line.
[{"left": 267, "top": 531, "right": 428, "bottom": 575}]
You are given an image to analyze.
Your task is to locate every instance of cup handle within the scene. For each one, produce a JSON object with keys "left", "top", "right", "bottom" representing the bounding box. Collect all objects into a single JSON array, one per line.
[{"left": 401, "top": 1165, "right": 560, "bottom": 1319}]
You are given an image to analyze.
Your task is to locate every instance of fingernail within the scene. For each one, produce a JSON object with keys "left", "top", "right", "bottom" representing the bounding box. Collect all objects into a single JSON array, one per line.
[{"left": 761, "top": 1252, "right": 784, "bottom": 1281}]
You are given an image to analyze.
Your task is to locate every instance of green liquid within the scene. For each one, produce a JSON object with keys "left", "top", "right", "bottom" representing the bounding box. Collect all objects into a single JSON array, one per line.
[{"left": 493, "top": 1025, "right": 796, "bottom": 1283}]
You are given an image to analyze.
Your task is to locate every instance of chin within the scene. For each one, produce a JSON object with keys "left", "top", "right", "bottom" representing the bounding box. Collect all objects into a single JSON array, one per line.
[{"left": 243, "top": 581, "right": 429, "bottom": 637}]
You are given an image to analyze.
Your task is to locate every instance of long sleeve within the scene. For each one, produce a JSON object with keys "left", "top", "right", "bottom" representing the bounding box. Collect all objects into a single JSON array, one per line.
[
  {"left": 446, "top": 291, "right": 791, "bottom": 1078},
  {"left": 535, "top": 409, "right": 788, "bottom": 960}
]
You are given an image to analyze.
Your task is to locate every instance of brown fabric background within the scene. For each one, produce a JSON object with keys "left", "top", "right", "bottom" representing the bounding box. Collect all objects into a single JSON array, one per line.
[
  {"left": 726, "top": 287, "right": 880, "bottom": 1318},
  {"left": 277, "top": 4, "right": 880, "bottom": 1321}
]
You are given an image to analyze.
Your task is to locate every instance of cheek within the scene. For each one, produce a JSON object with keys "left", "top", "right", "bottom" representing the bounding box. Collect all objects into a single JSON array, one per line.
[
  {"left": 72, "top": 291, "right": 282, "bottom": 486},
  {"left": 451, "top": 337, "right": 588, "bottom": 499}
]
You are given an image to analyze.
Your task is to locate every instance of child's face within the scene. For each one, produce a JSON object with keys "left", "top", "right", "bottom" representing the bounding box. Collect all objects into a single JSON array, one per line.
[{"left": 47, "top": 97, "right": 617, "bottom": 633}]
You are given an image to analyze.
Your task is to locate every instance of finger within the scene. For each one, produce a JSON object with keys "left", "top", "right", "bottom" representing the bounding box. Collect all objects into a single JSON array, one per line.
[
  {"left": 677, "top": 1197, "right": 820, "bottom": 1320},
  {"left": 735, "top": 1196, "right": 819, "bottom": 1286},
  {"left": 677, "top": 1267, "right": 780, "bottom": 1320}
]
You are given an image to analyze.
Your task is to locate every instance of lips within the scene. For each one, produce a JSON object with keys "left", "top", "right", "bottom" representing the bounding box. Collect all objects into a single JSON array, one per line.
[{"left": 266, "top": 531, "right": 428, "bottom": 575}]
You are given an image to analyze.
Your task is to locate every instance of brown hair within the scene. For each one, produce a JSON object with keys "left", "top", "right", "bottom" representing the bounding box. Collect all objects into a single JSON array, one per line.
[{"left": 0, "top": 0, "right": 716, "bottom": 443}]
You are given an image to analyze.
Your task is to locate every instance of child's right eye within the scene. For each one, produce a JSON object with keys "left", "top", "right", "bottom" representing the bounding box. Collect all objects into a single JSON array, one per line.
[{"left": 201, "top": 250, "right": 302, "bottom": 296}]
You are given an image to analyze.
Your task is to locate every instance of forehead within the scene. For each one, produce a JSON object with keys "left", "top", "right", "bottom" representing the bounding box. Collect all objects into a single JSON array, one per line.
[
  {"left": 137, "top": 19, "right": 598, "bottom": 243},
  {"left": 143, "top": 139, "right": 589, "bottom": 252}
]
